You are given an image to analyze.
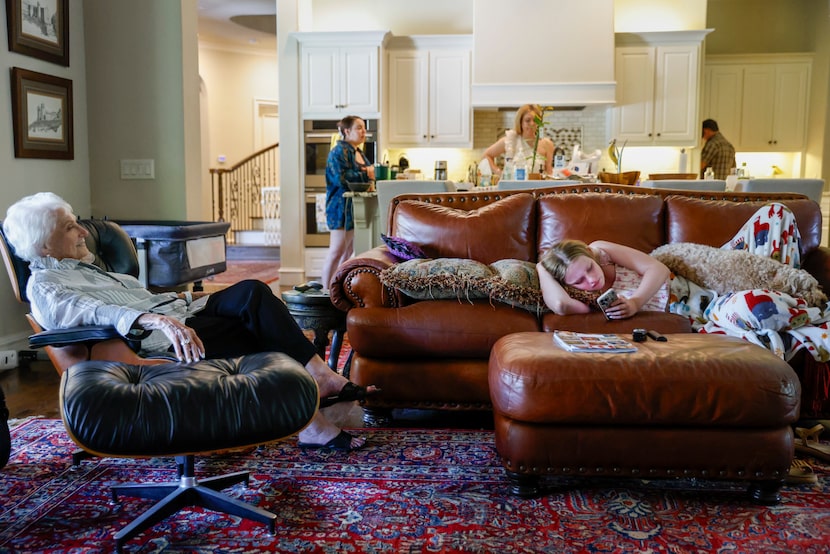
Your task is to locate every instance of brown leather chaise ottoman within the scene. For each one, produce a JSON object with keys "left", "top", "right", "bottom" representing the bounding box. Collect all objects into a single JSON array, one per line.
[{"left": 489, "top": 332, "right": 801, "bottom": 504}]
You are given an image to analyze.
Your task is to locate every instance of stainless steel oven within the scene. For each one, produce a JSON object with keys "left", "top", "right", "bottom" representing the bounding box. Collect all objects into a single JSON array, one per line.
[
  {"left": 304, "top": 189, "right": 330, "bottom": 247},
  {"left": 303, "top": 119, "right": 378, "bottom": 247}
]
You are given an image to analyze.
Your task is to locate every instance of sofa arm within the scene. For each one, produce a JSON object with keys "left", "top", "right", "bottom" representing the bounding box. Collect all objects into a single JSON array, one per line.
[
  {"left": 329, "top": 246, "right": 406, "bottom": 311},
  {"left": 802, "top": 246, "right": 830, "bottom": 297}
]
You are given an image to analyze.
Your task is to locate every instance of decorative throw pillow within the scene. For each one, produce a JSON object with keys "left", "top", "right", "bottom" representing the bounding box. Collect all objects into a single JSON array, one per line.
[
  {"left": 379, "top": 258, "right": 546, "bottom": 312},
  {"left": 651, "top": 242, "right": 827, "bottom": 308},
  {"left": 380, "top": 234, "right": 428, "bottom": 261}
]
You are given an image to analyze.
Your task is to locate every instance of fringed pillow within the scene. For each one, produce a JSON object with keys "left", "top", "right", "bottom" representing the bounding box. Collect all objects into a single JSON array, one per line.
[{"left": 380, "top": 258, "right": 546, "bottom": 313}]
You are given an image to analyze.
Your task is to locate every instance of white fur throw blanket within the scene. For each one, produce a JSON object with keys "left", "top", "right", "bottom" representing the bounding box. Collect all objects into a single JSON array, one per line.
[{"left": 651, "top": 242, "right": 827, "bottom": 308}]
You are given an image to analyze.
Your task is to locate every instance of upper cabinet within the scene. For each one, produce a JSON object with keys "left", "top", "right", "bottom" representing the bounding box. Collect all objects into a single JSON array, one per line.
[
  {"left": 295, "top": 31, "right": 390, "bottom": 119},
  {"left": 612, "top": 31, "right": 710, "bottom": 146},
  {"left": 704, "top": 54, "right": 812, "bottom": 152},
  {"left": 386, "top": 35, "right": 472, "bottom": 147}
]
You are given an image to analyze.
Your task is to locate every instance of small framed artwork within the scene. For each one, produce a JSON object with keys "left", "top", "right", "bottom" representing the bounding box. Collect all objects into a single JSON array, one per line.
[
  {"left": 5, "top": 0, "right": 69, "bottom": 66},
  {"left": 10, "top": 67, "right": 74, "bottom": 160}
]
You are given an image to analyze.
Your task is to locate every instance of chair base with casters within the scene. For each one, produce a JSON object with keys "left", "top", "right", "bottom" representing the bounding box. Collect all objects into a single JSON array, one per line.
[
  {"left": 111, "top": 455, "right": 277, "bottom": 549},
  {"left": 59, "top": 351, "right": 319, "bottom": 552}
]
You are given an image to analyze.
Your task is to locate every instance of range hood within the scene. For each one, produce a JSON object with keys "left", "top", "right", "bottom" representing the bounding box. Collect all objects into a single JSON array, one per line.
[{"left": 472, "top": 0, "right": 616, "bottom": 107}]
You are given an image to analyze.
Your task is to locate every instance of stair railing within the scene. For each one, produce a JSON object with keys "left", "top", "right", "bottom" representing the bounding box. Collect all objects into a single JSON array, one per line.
[{"left": 210, "top": 143, "right": 279, "bottom": 244}]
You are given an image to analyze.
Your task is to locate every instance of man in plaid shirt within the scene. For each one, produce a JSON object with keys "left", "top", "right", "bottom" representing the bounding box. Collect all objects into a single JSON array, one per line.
[{"left": 700, "top": 119, "right": 736, "bottom": 180}]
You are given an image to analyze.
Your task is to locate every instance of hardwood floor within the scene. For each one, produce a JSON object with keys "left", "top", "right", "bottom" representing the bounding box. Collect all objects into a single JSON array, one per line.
[{"left": 1, "top": 360, "right": 61, "bottom": 420}]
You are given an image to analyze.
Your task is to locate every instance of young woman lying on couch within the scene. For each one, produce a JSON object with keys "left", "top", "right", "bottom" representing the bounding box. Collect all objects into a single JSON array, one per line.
[{"left": 537, "top": 202, "right": 830, "bottom": 363}]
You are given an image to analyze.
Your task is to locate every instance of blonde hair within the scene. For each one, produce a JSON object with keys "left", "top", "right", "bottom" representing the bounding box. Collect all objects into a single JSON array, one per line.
[
  {"left": 539, "top": 239, "right": 598, "bottom": 283},
  {"left": 513, "top": 104, "right": 543, "bottom": 134}
]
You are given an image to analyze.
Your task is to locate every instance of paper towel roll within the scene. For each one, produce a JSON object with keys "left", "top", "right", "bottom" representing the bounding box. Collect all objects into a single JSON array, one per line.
[{"left": 678, "top": 149, "right": 688, "bottom": 173}]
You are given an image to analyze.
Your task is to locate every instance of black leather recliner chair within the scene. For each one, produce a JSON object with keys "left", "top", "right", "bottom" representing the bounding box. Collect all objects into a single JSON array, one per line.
[
  {"left": 0, "top": 218, "right": 320, "bottom": 551},
  {"left": 0, "top": 218, "right": 172, "bottom": 374}
]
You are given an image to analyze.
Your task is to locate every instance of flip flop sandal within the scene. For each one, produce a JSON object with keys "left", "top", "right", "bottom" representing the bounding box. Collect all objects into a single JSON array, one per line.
[
  {"left": 785, "top": 458, "right": 818, "bottom": 485},
  {"left": 298, "top": 430, "right": 365, "bottom": 452},
  {"left": 794, "top": 424, "right": 830, "bottom": 463},
  {"left": 320, "top": 382, "right": 379, "bottom": 409}
]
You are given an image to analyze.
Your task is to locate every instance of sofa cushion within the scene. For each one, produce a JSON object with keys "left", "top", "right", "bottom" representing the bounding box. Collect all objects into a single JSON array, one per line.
[
  {"left": 665, "top": 196, "right": 821, "bottom": 254},
  {"left": 537, "top": 192, "right": 665, "bottom": 256},
  {"left": 380, "top": 258, "right": 545, "bottom": 312},
  {"left": 346, "top": 302, "right": 540, "bottom": 359},
  {"left": 391, "top": 193, "right": 537, "bottom": 264}
]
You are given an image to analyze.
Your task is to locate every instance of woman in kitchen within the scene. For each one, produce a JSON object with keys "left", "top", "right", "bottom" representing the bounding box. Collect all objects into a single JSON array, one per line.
[
  {"left": 321, "top": 115, "right": 375, "bottom": 290},
  {"left": 482, "top": 104, "right": 555, "bottom": 178}
]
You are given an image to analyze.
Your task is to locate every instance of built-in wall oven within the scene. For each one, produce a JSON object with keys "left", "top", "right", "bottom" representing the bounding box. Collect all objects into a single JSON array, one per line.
[{"left": 304, "top": 119, "right": 378, "bottom": 247}]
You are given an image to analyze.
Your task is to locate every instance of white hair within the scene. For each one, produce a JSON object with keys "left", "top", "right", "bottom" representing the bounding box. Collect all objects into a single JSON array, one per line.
[{"left": 3, "top": 192, "right": 74, "bottom": 262}]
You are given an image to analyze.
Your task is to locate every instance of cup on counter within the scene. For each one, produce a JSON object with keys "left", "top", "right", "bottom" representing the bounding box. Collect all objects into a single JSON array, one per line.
[{"left": 374, "top": 163, "right": 389, "bottom": 180}]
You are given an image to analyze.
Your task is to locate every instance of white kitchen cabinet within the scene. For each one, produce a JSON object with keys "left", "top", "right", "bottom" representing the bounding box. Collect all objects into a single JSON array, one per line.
[
  {"left": 704, "top": 54, "right": 812, "bottom": 152},
  {"left": 386, "top": 35, "right": 472, "bottom": 147},
  {"left": 295, "top": 31, "right": 389, "bottom": 119},
  {"left": 612, "top": 31, "right": 709, "bottom": 146}
]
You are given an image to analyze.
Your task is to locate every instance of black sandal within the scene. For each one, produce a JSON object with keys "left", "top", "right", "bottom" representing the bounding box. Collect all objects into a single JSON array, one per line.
[
  {"left": 320, "top": 382, "right": 378, "bottom": 409},
  {"left": 298, "top": 430, "right": 365, "bottom": 452}
]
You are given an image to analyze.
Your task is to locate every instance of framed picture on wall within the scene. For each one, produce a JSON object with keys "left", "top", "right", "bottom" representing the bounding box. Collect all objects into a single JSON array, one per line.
[
  {"left": 5, "top": 0, "right": 69, "bottom": 66},
  {"left": 10, "top": 67, "right": 74, "bottom": 159}
]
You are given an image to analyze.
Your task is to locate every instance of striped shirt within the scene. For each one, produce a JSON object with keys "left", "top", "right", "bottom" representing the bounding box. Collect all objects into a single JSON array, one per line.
[{"left": 27, "top": 256, "right": 207, "bottom": 354}]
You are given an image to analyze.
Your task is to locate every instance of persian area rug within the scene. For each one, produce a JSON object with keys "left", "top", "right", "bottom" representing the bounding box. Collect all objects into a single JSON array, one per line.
[{"left": 1, "top": 419, "right": 828, "bottom": 553}]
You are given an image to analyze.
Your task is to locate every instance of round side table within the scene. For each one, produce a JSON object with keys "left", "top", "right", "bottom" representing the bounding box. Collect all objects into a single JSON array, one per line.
[{"left": 281, "top": 287, "right": 348, "bottom": 373}]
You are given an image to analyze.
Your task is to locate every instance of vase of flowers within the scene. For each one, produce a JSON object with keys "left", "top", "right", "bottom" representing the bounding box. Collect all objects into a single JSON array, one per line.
[{"left": 530, "top": 106, "right": 554, "bottom": 178}]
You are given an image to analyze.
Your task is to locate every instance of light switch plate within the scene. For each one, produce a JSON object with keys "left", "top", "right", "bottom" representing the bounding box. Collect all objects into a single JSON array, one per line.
[{"left": 120, "top": 159, "right": 155, "bottom": 180}]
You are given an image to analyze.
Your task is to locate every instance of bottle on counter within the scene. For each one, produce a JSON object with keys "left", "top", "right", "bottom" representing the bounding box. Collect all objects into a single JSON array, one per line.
[
  {"left": 704, "top": 167, "right": 714, "bottom": 180},
  {"left": 739, "top": 162, "right": 749, "bottom": 179},
  {"left": 503, "top": 157, "right": 515, "bottom": 180},
  {"left": 515, "top": 159, "right": 527, "bottom": 180},
  {"left": 725, "top": 168, "right": 738, "bottom": 191}
]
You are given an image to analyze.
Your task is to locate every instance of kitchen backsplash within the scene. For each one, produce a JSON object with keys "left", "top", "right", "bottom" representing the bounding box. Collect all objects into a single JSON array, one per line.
[{"left": 386, "top": 106, "right": 615, "bottom": 183}]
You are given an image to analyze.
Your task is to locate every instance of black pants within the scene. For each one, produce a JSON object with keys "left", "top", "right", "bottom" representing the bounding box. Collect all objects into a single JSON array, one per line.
[{"left": 185, "top": 280, "right": 318, "bottom": 365}]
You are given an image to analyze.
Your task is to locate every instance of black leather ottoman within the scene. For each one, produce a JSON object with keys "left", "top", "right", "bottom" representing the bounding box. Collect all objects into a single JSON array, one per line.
[{"left": 60, "top": 351, "right": 318, "bottom": 551}]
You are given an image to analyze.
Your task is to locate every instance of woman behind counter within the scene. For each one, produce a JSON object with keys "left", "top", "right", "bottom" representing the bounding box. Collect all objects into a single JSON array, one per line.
[
  {"left": 321, "top": 115, "right": 375, "bottom": 290},
  {"left": 482, "top": 104, "right": 555, "bottom": 178}
]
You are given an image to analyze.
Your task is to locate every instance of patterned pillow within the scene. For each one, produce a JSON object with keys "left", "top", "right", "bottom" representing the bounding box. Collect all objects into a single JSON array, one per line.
[
  {"left": 380, "top": 234, "right": 428, "bottom": 261},
  {"left": 379, "top": 258, "right": 546, "bottom": 312}
]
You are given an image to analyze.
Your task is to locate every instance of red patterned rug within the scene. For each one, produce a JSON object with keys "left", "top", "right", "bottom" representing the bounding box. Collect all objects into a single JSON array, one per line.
[
  {"left": 208, "top": 260, "right": 280, "bottom": 285},
  {"left": 200, "top": 260, "right": 280, "bottom": 292},
  {"left": 1, "top": 419, "right": 828, "bottom": 553}
]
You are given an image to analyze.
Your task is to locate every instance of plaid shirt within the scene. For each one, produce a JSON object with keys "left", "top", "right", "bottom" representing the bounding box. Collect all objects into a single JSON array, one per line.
[{"left": 700, "top": 132, "right": 736, "bottom": 180}]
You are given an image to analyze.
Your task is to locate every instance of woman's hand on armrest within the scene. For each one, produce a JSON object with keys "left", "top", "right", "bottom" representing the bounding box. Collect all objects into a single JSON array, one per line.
[{"left": 136, "top": 313, "right": 204, "bottom": 363}]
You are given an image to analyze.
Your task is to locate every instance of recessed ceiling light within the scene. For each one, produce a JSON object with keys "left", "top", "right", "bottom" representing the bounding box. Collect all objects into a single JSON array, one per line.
[{"left": 248, "top": 38, "right": 259, "bottom": 45}]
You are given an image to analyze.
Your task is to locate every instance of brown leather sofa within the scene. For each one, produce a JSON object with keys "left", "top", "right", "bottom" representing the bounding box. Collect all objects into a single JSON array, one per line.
[{"left": 330, "top": 184, "right": 827, "bottom": 425}]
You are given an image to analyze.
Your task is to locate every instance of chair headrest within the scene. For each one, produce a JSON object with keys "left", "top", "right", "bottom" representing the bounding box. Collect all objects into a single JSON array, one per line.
[{"left": 0, "top": 219, "right": 139, "bottom": 304}]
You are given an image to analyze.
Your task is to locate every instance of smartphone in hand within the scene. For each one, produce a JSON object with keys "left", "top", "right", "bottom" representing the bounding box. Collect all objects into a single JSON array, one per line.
[{"left": 597, "top": 289, "right": 619, "bottom": 319}]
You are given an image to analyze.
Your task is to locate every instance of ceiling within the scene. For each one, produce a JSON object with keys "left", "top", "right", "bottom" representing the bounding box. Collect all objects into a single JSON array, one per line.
[{"left": 197, "top": 0, "right": 277, "bottom": 52}]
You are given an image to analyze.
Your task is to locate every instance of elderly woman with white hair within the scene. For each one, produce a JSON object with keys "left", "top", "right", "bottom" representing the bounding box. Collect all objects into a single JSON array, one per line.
[{"left": 3, "top": 192, "right": 378, "bottom": 452}]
